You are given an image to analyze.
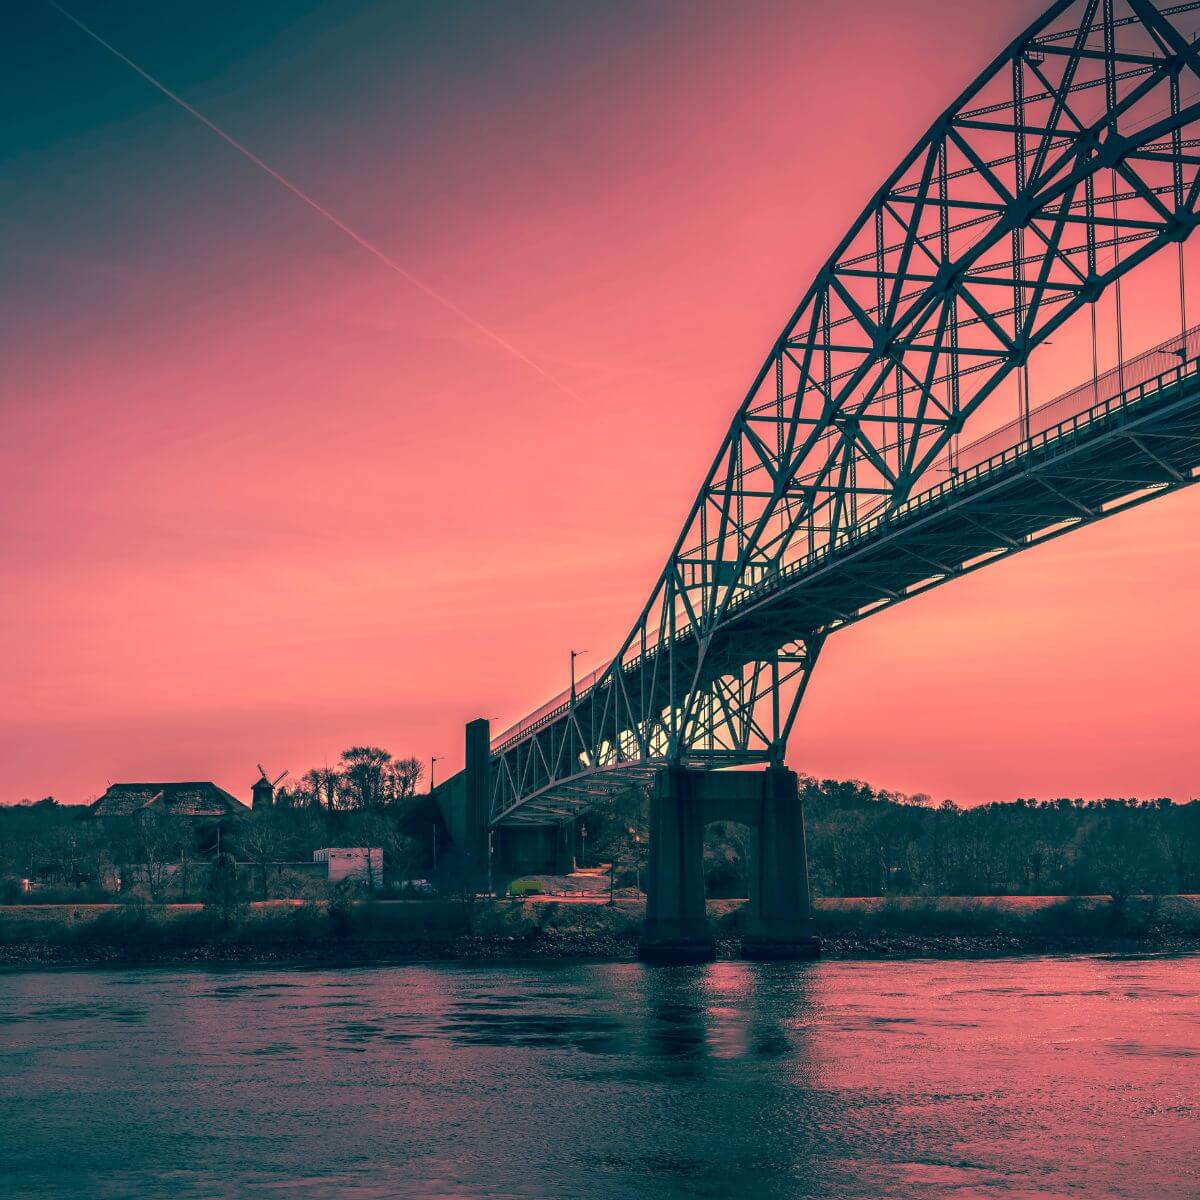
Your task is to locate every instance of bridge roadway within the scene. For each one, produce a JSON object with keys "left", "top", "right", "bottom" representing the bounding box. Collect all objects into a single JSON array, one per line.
[{"left": 492, "top": 353, "right": 1200, "bottom": 827}]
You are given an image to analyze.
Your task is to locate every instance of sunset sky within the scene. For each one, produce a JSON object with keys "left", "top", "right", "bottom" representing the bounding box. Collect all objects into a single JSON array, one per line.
[{"left": 4, "top": 0, "right": 1199, "bottom": 807}]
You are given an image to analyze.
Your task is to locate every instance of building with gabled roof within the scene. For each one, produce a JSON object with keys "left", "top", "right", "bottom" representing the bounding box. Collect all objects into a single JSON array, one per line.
[{"left": 90, "top": 781, "right": 246, "bottom": 821}]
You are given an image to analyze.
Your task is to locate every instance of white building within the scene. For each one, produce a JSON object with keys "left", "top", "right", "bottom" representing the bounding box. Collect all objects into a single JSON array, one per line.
[{"left": 313, "top": 847, "right": 382, "bottom": 885}]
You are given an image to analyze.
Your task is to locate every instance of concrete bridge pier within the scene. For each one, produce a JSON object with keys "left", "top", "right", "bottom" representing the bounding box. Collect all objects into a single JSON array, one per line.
[
  {"left": 638, "top": 765, "right": 820, "bottom": 964},
  {"left": 741, "top": 767, "right": 821, "bottom": 960},
  {"left": 639, "top": 767, "right": 714, "bottom": 963}
]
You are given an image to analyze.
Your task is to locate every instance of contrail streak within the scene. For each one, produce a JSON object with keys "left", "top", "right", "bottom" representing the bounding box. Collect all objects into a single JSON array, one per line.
[{"left": 42, "top": 0, "right": 584, "bottom": 403}]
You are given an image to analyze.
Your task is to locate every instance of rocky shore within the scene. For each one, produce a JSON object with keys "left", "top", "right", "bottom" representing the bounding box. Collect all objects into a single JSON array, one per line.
[{"left": 3, "top": 926, "right": 1197, "bottom": 971}]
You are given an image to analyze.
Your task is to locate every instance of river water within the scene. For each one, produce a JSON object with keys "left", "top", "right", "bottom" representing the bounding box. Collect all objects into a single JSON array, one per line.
[{"left": 2, "top": 955, "right": 1197, "bottom": 1199}]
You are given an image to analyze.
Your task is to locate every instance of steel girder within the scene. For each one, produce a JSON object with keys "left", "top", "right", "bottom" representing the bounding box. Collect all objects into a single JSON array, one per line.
[{"left": 491, "top": 0, "right": 1200, "bottom": 825}]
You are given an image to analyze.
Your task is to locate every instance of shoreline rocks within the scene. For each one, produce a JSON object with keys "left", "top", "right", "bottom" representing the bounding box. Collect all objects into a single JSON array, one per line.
[{"left": 2, "top": 928, "right": 1197, "bottom": 972}]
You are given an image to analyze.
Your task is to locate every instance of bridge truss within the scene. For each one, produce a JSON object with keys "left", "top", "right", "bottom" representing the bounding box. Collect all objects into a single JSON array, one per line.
[{"left": 491, "top": 0, "right": 1200, "bottom": 825}]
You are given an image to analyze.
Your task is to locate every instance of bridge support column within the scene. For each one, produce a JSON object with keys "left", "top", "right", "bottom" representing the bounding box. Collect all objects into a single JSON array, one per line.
[
  {"left": 741, "top": 767, "right": 820, "bottom": 960},
  {"left": 638, "top": 767, "right": 715, "bottom": 964},
  {"left": 464, "top": 718, "right": 491, "bottom": 891}
]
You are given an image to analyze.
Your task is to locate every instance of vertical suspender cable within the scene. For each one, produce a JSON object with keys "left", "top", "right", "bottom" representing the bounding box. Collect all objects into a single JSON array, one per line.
[
  {"left": 1103, "top": 5, "right": 1126, "bottom": 393},
  {"left": 1179, "top": 242, "right": 1188, "bottom": 350},
  {"left": 939, "top": 138, "right": 959, "bottom": 475},
  {"left": 1112, "top": 171, "right": 1125, "bottom": 393},
  {"left": 1013, "top": 55, "right": 1029, "bottom": 442},
  {"left": 1086, "top": 174, "right": 1100, "bottom": 404},
  {"left": 1172, "top": 66, "right": 1188, "bottom": 359},
  {"left": 1024, "top": 363, "right": 1031, "bottom": 441}
]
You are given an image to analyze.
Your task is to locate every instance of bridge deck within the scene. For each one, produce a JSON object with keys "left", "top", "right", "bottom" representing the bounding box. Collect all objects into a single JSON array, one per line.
[{"left": 493, "top": 357, "right": 1200, "bottom": 826}]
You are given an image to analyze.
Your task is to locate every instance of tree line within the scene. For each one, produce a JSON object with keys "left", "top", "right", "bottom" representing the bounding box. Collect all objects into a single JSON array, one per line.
[
  {"left": 2, "top": 765, "right": 1197, "bottom": 903},
  {"left": 276, "top": 746, "right": 426, "bottom": 811},
  {"left": 783, "top": 778, "right": 1196, "bottom": 900},
  {"left": 576, "top": 776, "right": 1200, "bottom": 901}
]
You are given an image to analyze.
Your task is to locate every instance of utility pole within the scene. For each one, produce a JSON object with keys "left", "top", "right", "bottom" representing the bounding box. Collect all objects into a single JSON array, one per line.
[{"left": 487, "top": 830, "right": 494, "bottom": 898}]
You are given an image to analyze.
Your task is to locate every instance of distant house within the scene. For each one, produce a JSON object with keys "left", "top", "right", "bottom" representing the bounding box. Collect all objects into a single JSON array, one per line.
[
  {"left": 90, "top": 782, "right": 247, "bottom": 823},
  {"left": 313, "top": 847, "right": 383, "bottom": 885}
]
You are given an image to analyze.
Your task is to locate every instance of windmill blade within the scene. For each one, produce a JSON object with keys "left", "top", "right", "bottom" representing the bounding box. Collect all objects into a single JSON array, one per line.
[
  {"left": 272, "top": 770, "right": 289, "bottom": 788},
  {"left": 257, "top": 763, "right": 269, "bottom": 781}
]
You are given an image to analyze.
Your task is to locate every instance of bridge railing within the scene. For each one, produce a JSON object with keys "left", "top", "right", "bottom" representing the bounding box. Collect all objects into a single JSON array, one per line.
[
  {"left": 491, "top": 351, "right": 1200, "bottom": 757},
  {"left": 956, "top": 325, "right": 1200, "bottom": 473},
  {"left": 746, "top": 352, "right": 1200, "bottom": 598},
  {"left": 490, "top": 667, "right": 606, "bottom": 752}
]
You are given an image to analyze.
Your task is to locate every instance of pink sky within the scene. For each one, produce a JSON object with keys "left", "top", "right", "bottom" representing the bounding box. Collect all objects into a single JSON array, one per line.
[{"left": 3, "top": 0, "right": 1198, "bottom": 806}]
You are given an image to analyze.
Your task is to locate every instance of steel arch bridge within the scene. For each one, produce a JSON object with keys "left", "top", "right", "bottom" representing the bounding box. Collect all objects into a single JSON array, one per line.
[{"left": 490, "top": 0, "right": 1200, "bottom": 828}]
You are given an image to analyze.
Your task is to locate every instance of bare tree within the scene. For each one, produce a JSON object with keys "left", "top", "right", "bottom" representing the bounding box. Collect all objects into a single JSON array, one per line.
[
  {"left": 386, "top": 757, "right": 425, "bottom": 804},
  {"left": 137, "top": 810, "right": 186, "bottom": 901},
  {"left": 237, "top": 814, "right": 286, "bottom": 901},
  {"left": 303, "top": 767, "right": 342, "bottom": 812},
  {"left": 347, "top": 810, "right": 414, "bottom": 890}
]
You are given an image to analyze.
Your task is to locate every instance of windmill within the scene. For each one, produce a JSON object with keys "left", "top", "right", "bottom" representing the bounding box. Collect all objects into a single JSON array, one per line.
[{"left": 251, "top": 765, "right": 289, "bottom": 811}]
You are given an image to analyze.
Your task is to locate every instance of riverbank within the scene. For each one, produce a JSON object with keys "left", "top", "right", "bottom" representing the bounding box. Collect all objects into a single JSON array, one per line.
[
  {"left": 4, "top": 931, "right": 1199, "bottom": 971},
  {"left": 3, "top": 894, "right": 1198, "bottom": 970}
]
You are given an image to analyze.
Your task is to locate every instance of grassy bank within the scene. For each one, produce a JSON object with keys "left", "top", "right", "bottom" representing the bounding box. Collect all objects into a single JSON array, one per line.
[{"left": 1, "top": 894, "right": 1198, "bottom": 969}]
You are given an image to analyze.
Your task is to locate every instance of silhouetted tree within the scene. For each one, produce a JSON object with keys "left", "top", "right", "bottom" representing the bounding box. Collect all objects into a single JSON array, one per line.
[
  {"left": 339, "top": 746, "right": 391, "bottom": 810},
  {"left": 295, "top": 767, "right": 340, "bottom": 811},
  {"left": 385, "top": 757, "right": 425, "bottom": 804}
]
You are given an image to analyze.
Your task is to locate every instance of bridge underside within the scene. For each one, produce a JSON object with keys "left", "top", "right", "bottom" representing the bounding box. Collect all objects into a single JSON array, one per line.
[
  {"left": 492, "top": 761, "right": 660, "bottom": 827},
  {"left": 493, "top": 361, "right": 1200, "bottom": 827}
]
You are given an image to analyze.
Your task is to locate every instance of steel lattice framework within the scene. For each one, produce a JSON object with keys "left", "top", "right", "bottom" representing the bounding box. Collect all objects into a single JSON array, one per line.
[{"left": 491, "top": 0, "right": 1200, "bottom": 825}]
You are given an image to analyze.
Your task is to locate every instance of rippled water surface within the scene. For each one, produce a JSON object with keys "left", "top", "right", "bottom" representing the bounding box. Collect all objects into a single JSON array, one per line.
[{"left": 2, "top": 955, "right": 1197, "bottom": 1199}]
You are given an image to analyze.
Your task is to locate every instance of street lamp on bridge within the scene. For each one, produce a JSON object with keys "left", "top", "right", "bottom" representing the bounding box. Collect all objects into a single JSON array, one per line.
[{"left": 569, "top": 648, "right": 587, "bottom": 701}]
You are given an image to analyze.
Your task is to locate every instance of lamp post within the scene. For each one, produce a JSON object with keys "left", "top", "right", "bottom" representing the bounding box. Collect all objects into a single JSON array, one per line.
[
  {"left": 580, "top": 823, "right": 587, "bottom": 869},
  {"left": 630, "top": 828, "right": 642, "bottom": 898},
  {"left": 430, "top": 755, "right": 442, "bottom": 791},
  {"left": 570, "top": 648, "right": 587, "bottom": 700}
]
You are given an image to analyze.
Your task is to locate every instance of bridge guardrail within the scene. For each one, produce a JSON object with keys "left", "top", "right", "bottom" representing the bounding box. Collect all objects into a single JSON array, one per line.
[
  {"left": 737, "top": 355, "right": 1199, "bottom": 599},
  {"left": 955, "top": 325, "right": 1200, "bottom": 473}
]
